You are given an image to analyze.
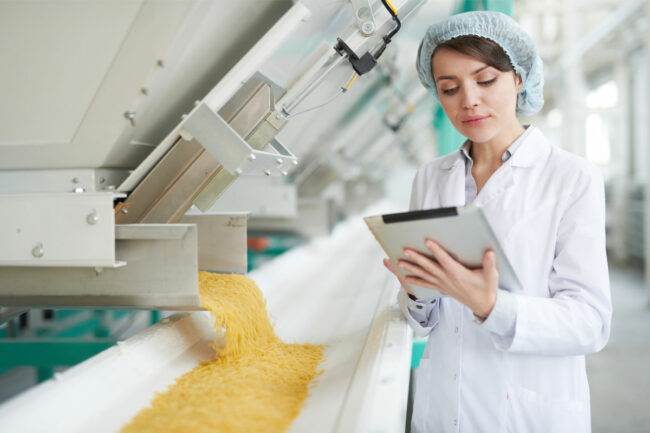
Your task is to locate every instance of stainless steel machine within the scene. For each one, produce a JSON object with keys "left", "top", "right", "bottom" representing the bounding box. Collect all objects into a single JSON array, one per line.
[
  {"left": 0, "top": 0, "right": 437, "bottom": 310},
  {"left": 0, "top": 0, "right": 456, "bottom": 431}
]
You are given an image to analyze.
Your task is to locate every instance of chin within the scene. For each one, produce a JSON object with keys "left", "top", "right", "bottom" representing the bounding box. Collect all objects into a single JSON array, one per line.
[{"left": 457, "top": 125, "right": 500, "bottom": 144}]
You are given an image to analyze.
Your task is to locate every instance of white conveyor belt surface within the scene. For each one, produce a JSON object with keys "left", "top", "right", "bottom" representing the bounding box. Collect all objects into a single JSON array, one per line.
[{"left": 0, "top": 206, "right": 413, "bottom": 433}]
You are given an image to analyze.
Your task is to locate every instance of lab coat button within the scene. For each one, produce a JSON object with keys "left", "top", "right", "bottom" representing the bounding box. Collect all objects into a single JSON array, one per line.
[
  {"left": 454, "top": 326, "right": 459, "bottom": 333},
  {"left": 453, "top": 373, "right": 457, "bottom": 380},
  {"left": 416, "top": 304, "right": 423, "bottom": 309},
  {"left": 453, "top": 419, "right": 457, "bottom": 426}
]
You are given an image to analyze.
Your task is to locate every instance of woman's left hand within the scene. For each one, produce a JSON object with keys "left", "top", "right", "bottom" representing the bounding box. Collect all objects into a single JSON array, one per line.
[{"left": 398, "top": 238, "right": 499, "bottom": 319}]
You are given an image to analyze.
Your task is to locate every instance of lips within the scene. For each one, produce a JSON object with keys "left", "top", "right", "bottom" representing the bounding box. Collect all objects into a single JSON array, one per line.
[{"left": 462, "top": 115, "right": 489, "bottom": 126}]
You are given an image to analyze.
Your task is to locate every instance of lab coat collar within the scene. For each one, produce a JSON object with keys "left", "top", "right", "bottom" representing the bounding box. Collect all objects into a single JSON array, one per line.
[
  {"left": 475, "top": 163, "right": 515, "bottom": 206},
  {"left": 436, "top": 126, "right": 550, "bottom": 207},
  {"left": 508, "top": 126, "right": 549, "bottom": 168},
  {"left": 437, "top": 156, "right": 466, "bottom": 207},
  {"left": 438, "top": 125, "right": 548, "bottom": 170},
  {"left": 438, "top": 150, "right": 465, "bottom": 170}
]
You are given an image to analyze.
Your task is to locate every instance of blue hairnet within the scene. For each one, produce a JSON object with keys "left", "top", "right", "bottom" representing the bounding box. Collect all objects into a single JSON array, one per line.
[{"left": 416, "top": 11, "right": 544, "bottom": 116}]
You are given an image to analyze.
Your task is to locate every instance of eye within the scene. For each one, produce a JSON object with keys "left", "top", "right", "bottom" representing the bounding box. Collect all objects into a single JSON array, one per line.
[
  {"left": 478, "top": 77, "right": 497, "bottom": 86},
  {"left": 441, "top": 87, "right": 459, "bottom": 95}
]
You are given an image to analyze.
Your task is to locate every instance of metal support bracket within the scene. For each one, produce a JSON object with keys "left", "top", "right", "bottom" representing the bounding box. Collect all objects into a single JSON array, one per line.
[
  {"left": 0, "top": 192, "right": 123, "bottom": 267},
  {"left": 182, "top": 102, "right": 297, "bottom": 177},
  {"left": 350, "top": 0, "right": 376, "bottom": 36},
  {"left": 0, "top": 213, "right": 248, "bottom": 309},
  {"left": 0, "top": 224, "right": 201, "bottom": 309}
]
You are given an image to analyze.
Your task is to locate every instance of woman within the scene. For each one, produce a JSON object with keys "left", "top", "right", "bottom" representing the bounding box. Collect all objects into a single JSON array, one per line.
[{"left": 384, "top": 11, "right": 612, "bottom": 433}]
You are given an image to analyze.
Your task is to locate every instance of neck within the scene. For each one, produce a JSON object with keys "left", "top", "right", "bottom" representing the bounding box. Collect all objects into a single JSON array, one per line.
[{"left": 470, "top": 119, "right": 525, "bottom": 166}]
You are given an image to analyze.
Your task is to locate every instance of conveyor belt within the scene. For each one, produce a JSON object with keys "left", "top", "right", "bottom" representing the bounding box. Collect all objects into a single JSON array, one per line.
[{"left": 0, "top": 209, "right": 412, "bottom": 433}]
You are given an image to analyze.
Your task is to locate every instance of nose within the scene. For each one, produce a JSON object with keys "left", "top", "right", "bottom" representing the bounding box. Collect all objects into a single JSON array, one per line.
[{"left": 460, "top": 85, "right": 480, "bottom": 109}]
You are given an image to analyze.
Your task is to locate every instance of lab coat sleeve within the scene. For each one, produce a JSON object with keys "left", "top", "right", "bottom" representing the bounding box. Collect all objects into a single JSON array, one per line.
[
  {"left": 482, "top": 165, "right": 612, "bottom": 355},
  {"left": 397, "top": 289, "right": 441, "bottom": 337},
  {"left": 476, "top": 288, "right": 517, "bottom": 338}
]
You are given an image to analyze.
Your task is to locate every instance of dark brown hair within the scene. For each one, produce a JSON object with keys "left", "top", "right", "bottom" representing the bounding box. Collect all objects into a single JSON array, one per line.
[{"left": 433, "top": 35, "right": 514, "bottom": 73}]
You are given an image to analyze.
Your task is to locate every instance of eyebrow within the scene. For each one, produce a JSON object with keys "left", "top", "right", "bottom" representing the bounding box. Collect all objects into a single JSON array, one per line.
[{"left": 434, "top": 65, "right": 491, "bottom": 83}]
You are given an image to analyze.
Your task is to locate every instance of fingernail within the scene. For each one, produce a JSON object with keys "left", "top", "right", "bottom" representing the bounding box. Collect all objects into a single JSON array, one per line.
[
  {"left": 426, "top": 240, "right": 434, "bottom": 248},
  {"left": 403, "top": 250, "right": 411, "bottom": 258}
]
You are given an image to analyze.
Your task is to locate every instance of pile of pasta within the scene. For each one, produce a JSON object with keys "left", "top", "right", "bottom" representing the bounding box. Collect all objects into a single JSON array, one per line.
[{"left": 121, "top": 271, "right": 325, "bottom": 433}]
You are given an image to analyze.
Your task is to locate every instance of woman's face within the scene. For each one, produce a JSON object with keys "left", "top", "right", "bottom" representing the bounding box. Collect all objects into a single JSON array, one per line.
[{"left": 432, "top": 47, "right": 522, "bottom": 144}]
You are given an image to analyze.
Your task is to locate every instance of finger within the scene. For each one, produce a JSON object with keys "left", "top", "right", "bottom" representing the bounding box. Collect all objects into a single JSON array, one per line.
[
  {"left": 398, "top": 260, "right": 440, "bottom": 285},
  {"left": 405, "top": 276, "right": 447, "bottom": 294},
  {"left": 403, "top": 248, "right": 443, "bottom": 277},
  {"left": 385, "top": 258, "right": 413, "bottom": 293},
  {"left": 383, "top": 258, "right": 400, "bottom": 276},
  {"left": 384, "top": 257, "right": 400, "bottom": 272},
  {"left": 481, "top": 249, "right": 496, "bottom": 266},
  {"left": 424, "top": 239, "right": 461, "bottom": 271},
  {"left": 482, "top": 250, "right": 499, "bottom": 282}
]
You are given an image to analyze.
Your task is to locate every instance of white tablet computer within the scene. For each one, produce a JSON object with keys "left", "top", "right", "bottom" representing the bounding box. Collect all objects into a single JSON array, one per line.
[{"left": 364, "top": 205, "right": 522, "bottom": 299}]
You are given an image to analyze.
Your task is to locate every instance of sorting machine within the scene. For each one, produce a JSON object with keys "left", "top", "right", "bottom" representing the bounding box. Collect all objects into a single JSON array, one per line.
[{"left": 0, "top": 0, "right": 456, "bottom": 431}]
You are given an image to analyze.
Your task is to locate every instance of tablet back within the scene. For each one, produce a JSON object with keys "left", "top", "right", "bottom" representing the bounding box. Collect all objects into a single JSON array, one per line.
[{"left": 364, "top": 205, "right": 522, "bottom": 300}]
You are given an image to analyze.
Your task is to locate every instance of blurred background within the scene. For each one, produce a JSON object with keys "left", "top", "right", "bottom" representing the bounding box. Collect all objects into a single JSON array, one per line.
[{"left": 516, "top": 0, "right": 650, "bottom": 430}]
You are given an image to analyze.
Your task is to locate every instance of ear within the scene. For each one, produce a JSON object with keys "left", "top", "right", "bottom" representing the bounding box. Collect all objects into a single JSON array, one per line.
[{"left": 515, "top": 73, "right": 523, "bottom": 92}]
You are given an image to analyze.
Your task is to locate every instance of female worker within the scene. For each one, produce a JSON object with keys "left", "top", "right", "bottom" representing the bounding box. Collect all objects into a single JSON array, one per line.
[{"left": 384, "top": 11, "right": 612, "bottom": 433}]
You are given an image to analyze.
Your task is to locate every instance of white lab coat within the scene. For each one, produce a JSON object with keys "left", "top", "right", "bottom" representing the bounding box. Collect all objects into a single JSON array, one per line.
[{"left": 398, "top": 126, "right": 611, "bottom": 433}]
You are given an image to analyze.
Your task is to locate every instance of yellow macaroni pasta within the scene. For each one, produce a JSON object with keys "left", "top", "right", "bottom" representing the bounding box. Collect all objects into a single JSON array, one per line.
[{"left": 121, "top": 271, "right": 325, "bottom": 433}]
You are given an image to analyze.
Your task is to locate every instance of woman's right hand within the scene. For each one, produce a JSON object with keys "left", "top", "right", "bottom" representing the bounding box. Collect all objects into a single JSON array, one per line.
[{"left": 383, "top": 258, "right": 415, "bottom": 297}]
